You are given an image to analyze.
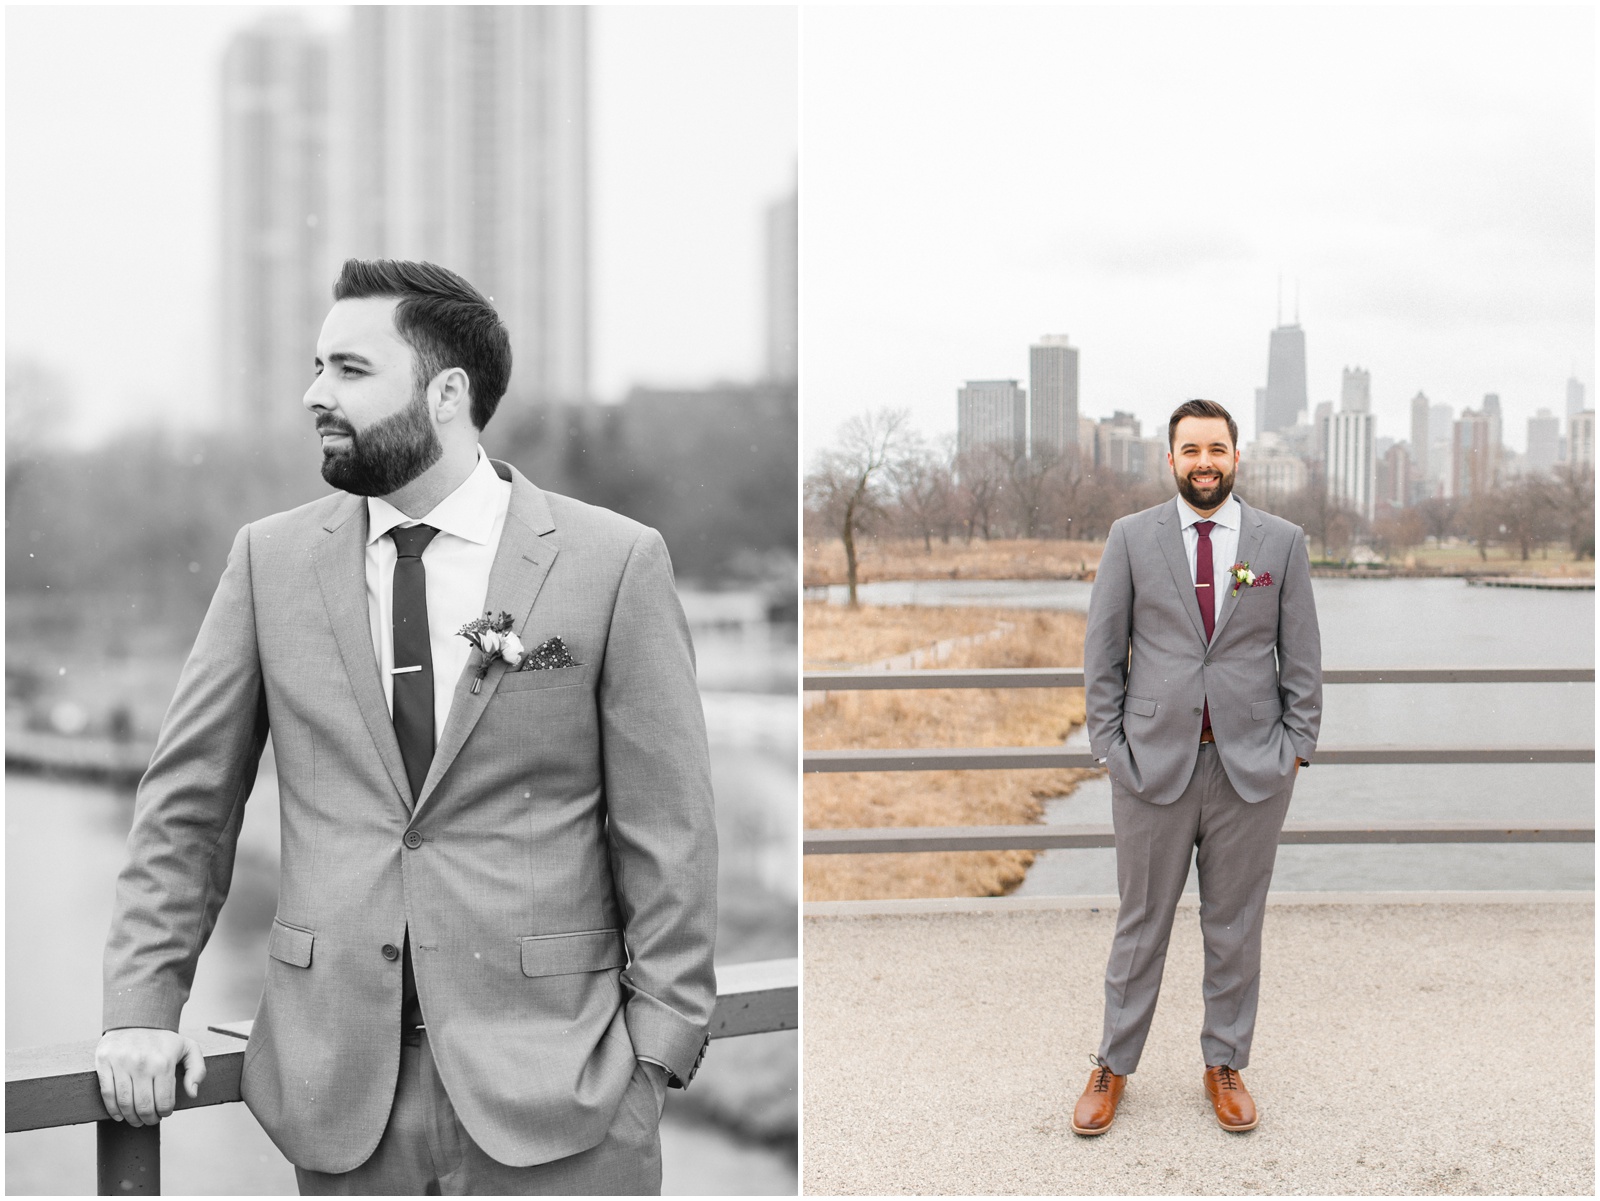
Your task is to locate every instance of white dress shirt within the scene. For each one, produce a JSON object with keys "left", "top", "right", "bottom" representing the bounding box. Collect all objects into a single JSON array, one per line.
[
  {"left": 365, "top": 447, "right": 512, "bottom": 745},
  {"left": 1175, "top": 492, "right": 1242, "bottom": 628}
]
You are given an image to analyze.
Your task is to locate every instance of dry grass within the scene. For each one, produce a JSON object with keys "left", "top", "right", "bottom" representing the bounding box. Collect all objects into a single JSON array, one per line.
[
  {"left": 804, "top": 603, "right": 1097, "bottom": 900},
  {"left": 804, "top": 536, "right": 1104, "bottom": 587},
  {"left": 1401, "top": 544, "right": 1594, "bottom": 576}
]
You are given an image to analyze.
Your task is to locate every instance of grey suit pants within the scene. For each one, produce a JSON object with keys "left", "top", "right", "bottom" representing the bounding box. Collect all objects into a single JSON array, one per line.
[
  {"left": 295, "top": 1032, "right": 663, "bottom": 1196},
  {"left": 1097, "top": 741, "right": 1293, "bottom": 1075}
]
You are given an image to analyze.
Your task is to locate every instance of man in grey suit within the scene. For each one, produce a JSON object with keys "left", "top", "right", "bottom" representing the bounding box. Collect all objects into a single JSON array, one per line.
[
  {"left": 1072, "top": 399, "right": 1320, "bottom": 1136},
  {"left": 96, "top": 259, "right": 717, "bottom": 1194}
]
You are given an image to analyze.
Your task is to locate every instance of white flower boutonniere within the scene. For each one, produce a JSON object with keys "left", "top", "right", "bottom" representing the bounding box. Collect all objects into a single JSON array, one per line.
[
  {"left": 459, "top": 610, "right": 517, "bottom": 693},
  {"left": 1227, "top": 561, "right": 1256, "bottom": 598}
]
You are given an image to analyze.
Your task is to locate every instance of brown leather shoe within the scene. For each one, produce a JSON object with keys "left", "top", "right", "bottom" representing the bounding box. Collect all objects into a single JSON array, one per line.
[
  {"left": 1071, "top": 1058, "right": 1126, "bottom": 1135},
  {"left": 1203, "top": 1065, "right": 1258, "bottom": 1131}
]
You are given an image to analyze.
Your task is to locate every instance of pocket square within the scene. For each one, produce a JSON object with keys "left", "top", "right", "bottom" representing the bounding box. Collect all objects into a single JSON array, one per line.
[
  {"left": 1250, "top": 572, "right": 1274, "bottom": 588},
  {"left": 516, "top": 635, "right": 579, "bottom": 671}
]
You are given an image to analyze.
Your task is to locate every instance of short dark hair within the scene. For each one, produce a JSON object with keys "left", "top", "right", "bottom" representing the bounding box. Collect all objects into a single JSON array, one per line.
[
  {"left": 333, "top": 259, "right": 513, "bottom": 430},
  {"left": 1168, "top": 399, "right": 1238, "bottom": 451}
]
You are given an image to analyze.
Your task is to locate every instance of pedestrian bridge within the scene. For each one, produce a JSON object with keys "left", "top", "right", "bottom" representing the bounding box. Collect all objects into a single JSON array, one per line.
[{"left": 802, "top": 892, "right": 1594, "bottom": 1196}]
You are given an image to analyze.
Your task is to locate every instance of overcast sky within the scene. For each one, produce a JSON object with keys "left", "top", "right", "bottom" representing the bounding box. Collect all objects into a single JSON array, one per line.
[
  {"left": 801, "top": 5, "right": 1594, "bottom": 460},
  {"left": 5, "top": 5, "right": 797, "bottom": 444}
]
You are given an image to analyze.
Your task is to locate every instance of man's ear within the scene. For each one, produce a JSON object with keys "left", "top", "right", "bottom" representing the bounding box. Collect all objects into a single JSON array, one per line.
[{"left": 433, "top": 367, "right": 472, "bottom": 425}]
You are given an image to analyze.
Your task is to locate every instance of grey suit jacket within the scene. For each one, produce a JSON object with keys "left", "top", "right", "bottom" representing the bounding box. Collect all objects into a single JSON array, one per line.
[
  {"left": 103, "top": 460, "right": 718, "bottom": 1173},
  {"left": 1083, "top": 495, "right": 1322, "bottom": 806}
]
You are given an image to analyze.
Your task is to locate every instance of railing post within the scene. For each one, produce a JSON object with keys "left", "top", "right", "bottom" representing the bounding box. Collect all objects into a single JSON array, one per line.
[{"left": 97, "top": 1120, "right": 159, "bottom": 1195}]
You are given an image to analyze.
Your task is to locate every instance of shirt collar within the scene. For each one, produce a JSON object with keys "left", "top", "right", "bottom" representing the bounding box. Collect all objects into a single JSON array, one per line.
[
  {"left": 366, "top": 447, "right": 504, "bottom": 546},
  {"left": 1175, "top": 491, "right": 1241, "bottom": 532}
]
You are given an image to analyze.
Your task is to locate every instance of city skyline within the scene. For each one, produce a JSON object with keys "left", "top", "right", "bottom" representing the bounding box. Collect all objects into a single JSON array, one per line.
[
  {"left": 6, "top": 6, "right": 797, "bottom": 445},
  {"left": 803, "top": 6, "right": 1593, "bottom": 464}
]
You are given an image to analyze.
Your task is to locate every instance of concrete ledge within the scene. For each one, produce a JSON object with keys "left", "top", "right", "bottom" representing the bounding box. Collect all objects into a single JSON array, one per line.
[{"left": 805, "top": 889, "right": 1595, "bottom": 917}]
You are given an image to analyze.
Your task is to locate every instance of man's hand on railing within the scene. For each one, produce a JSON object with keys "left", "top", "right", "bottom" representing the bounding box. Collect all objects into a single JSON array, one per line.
[{"left": 93, "top": 1027, "right": 207, "bottom": 1127}]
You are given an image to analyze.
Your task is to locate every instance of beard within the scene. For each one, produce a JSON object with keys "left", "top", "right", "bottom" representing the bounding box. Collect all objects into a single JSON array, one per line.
[
  {"left": 318, "top": 386, "right": 442, "bottom": 497},
  {"left": 1173, "top": 460, "right": 1235, "bottom": 511}
]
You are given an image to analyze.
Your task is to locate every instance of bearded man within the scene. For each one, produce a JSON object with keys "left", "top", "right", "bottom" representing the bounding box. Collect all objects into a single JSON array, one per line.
[
  {"left": 97, "top": 259, "right": 717, "bottom": 1194},
  {"left": 1072, "top": 398, "right": 1321, "bottom": 1136}
]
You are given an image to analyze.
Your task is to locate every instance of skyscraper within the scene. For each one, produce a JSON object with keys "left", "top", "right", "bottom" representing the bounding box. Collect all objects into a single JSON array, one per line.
[
  {"left": 1340, "top": 367, "right": 1371, "bottom": 413},
  {"left": 332, "top": 6, "right": 589, "bottom": 406},
  {"left": 1526, "top": 409, "right": 1561, "bottom": 475},
  {"left": 219, "top": 15, "right": 330, "bottom": 434},
  {"left": 1259, "top": 323, "right": 1308, "bottom": 436},
  {"left": 957, "top": 381, "right": 1026, "bottom": 460},
  {"left": 1570, "top": 410, "right": 1595, "bottom": 468},
  {"left": 1451, "top": 408, "right": 1497, "bottom": 498},
  {"left": 1409, "top": 391, "right": 1431, "bottom": 483},
  {"left": 1567, "top": 377, "right": 1586, "bottom": 421},
  {"left": 1028, "top": 335, "right": 1079, "bottom": 459},
  {"left": 764, "top": 186, "right": 798, "bottom": 383},
  {"left": 1324, "top": 410, "right": 1375, "bottom": 521}
]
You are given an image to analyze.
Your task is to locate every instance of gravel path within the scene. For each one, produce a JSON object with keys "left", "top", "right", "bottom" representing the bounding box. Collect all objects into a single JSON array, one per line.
[{"left": 803, "top": 895, "right": 1594, "bottom": 1195}]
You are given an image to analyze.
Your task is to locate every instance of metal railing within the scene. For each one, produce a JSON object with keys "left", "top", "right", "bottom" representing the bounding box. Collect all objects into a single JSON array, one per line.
[
  {"left": 803, "top": 667, "right": 1596, "bottom": 852},
  {"left": 5, "top": 957, "right": 797, "bottom": 1196}
]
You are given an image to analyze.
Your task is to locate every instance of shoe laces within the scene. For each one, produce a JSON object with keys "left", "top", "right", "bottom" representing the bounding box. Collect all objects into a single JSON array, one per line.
[
  {"left": 1089, "top": 1054, "right": 1114, "bottom": 1093},
  {"left": 1213, "top": 1065, "right": 1239, "bottom": 1091}
]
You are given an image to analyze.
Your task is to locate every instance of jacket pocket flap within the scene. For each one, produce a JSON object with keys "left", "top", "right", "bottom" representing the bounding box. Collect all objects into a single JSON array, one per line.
[
  {"left": 496, "top": 664, "right": 588, "bottom": 694},
  {"left": 520, "top": 929, "right": 626, "bottom": 978},
  {"left": 1251, "top": 698, "right": 1284, "bottom": 720},
  {"left": 268, "top": 920, "right": 314, "bottom": 968},
  {"left": 1122, "top": 695, "right": 1158, "bottom": 717}
]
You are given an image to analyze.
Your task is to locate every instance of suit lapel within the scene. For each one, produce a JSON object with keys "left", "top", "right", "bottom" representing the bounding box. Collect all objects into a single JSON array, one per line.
[
  {"left": 1156, "top": 499, "right": 1209, "bottom": 645},
  {"left": 1209, "top": 499, "right": 1264, "bottom": 646},
  {"left": 414, "top": 464, "right": 559, "bottom": 814},
  {"left": 310, "top": 498, "right": 413, "bottom": 809}
]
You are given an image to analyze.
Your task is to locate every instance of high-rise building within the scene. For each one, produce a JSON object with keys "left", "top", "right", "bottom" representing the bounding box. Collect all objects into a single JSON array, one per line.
[
  {"left": 1258, "top": 323, "right": 1308, "bottom": 436},
  {"left": 1567, "top": 377, "right": 1586, "bottom": 421},
  {"left": 331, "top": 6, "right": 589, "bottom": 406},
  {"left": 1094, "top": 411, "right": 1158, "bottom": 479},
  {"left": 764, "top": 186, "right": 798, "bottom": 383},
  {"left": 1340, "top": 367, "right": 1371, "bottom": 413},
  {"left": 1238, "top": 433, "right": 1309, "bottom": 512},
  {"left": 1451, "top": 408, "right": 1497, "bottom": 498},
  {"left": 1480, "top": 393, "right": 1503, "bottom": 460},
  {"left": 1312, "top": 400, "right": 1333, "bottom": 462},
  {"left": 219, "top": 15, "right": 330, "bottom": 434},
  {"left": 1376, "top": 442, "right": 1412, "bottom": 512},
  {"left": 1028, "top": 335, "right": 1079, "bottom": 458},
  {"left": 1324, "top": 410, "right": 1375, "bottom": 521},
  {"left": 1570, "top": 410, "right": 1596, "bottom": 468},
  {"left": 1409, "top": 392, "right": 1431, "bottom": 482},
  {"left": 1428, "top": 402, "right": 1454, "bottom": 493},
  {"left": 957, "top": 380, "right": 1026, "bottom": 460},
  {"left": 1526, "top": 409, "right": 1561, "bottom": 475}
]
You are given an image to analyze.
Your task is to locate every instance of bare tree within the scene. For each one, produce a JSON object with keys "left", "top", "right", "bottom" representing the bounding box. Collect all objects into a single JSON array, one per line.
[
  {"left": 953, "top": 446, "right": 1007, "bottom": 542},
  {"left": 1500, "top": 475, "right": 1557, "bottom": 561},
  {"left": 804, "top": 408, "right": 912, "bottom": 605},
  {"left": 888, "top": 434, "right": 957, "bottom": 553},
  {"left": 1548, "top": 464, "right": 1596, "bottom": 559}
]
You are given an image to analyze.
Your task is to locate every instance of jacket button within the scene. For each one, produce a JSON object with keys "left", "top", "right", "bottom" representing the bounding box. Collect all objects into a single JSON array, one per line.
[
  {"left": 1193, "top": 707, "right": 1202, "bottom": 715},
  {"left": 1203, "top": 659, "right": 1212, "bottom": 667},
  {"left": 403, "top": 831, "right": 423, "bottom": 849},
  {"left": 381, "top": 943, "right": 400, "bottom": 961}
]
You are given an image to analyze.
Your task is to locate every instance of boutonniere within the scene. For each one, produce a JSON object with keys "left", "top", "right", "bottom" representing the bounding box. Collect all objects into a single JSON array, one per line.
[
  {"left": 1226, "top": 562, "right": 1256, "bottom": 597},
  {"left": 458, "top": 611, "right": 527, "bottom": 694}
]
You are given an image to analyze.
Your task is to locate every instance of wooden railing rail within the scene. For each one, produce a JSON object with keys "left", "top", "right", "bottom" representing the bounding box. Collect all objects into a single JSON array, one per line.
[{"left": 5, "top": 956, "right": 798, "bottom": 1195}]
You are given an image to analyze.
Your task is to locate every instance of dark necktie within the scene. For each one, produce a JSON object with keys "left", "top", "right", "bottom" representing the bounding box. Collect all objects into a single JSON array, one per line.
[
  {"left": 1195, "top": 520, "right": 1215, "bottom": 734},
  {"left": 389, "top": 524, "right": 439, "bottom": 801},
  {"left": 388, "top": 523, "right": 437, "bottom": 1036}
]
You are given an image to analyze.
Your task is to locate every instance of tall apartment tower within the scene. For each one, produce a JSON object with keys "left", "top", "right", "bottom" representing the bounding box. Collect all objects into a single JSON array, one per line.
[
  {"left": 957, "top": 380, "right": 1026, "bottom": 461},
  {"left": 1340, "top": 366, "right": 1371, "bottom": 413},
  {"left": 1409, "top": 391, "right": 1431, "bottom": 482},
  {"left": 764, "top": 186, "right": 798, "bottom": 383},
  {"left": 1028, "top": 335, "right": 1079, "bottom": 458},
  {"left": 1570, "top": 411, "right": 1596, "bottom": 468},
  {"left": 1258, "top": 323, "right": 1308, "bottom": 436},
  {"left": 331, "top": 6, "right": 589, "bottom": 406},
  {"left": 219, "top": 16, "right": 330, "bottom": 434},
  {"left": 1451, "top": 408, "right": 1497, "bottom": 498},
  {"left": 1324, "top": 410, "right": 1375, "bottom": 521},
  {"left": 1526, "top": 409, "right": 1561, "bottom": 475},
  {"left": 1567, "top": 377, "right": 1586, "bottom": 420}
]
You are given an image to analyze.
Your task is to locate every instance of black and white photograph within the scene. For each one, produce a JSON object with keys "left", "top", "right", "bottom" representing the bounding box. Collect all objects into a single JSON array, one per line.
[
  {"left": 7, "top": 5, "right": 797, "bottom": 1195},
  {"left": 801, "top": 5, "right": 1593, "bottom": 1196}
]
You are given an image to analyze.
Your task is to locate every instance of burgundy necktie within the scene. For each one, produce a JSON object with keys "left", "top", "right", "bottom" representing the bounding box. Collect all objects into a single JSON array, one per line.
[{"left": 1194, "top": 519, "right": 1215, "bottom": 733}]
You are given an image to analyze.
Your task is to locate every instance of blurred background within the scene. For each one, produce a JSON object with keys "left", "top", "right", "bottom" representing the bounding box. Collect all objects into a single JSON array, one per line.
[{"left": 6, "top": 5, "right": 797, "bottom": 1194}]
